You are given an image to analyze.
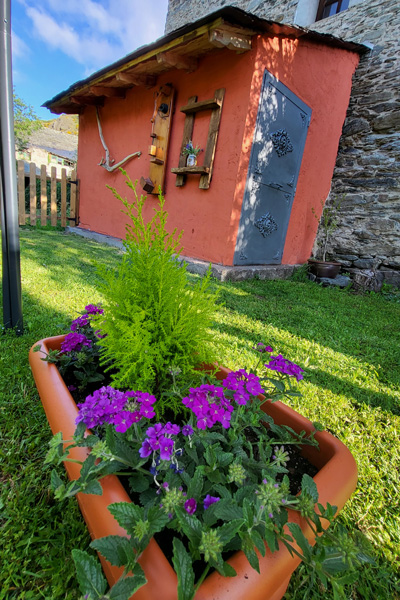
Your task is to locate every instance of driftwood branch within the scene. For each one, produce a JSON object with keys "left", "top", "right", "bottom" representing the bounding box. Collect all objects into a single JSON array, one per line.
[{"left": 96, "top": 107, "right": 141, "bottom": 172}]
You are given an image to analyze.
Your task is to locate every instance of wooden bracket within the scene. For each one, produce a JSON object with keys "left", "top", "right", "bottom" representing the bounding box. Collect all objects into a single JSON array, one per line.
[
  {"left": 209, "top": 25, "right": 252, "bottom": 53},
  {"left": 90, "top": 86, "right": 126, "bottom": 98},
  {"left": 157, "top": 51, "right": 198, "bottom": 72},
  {"left": 115, "top": 72, "right": 157, "bottom": 88},
  {"left": 172, "top": 88, "right": 225, "bottom": 189}
]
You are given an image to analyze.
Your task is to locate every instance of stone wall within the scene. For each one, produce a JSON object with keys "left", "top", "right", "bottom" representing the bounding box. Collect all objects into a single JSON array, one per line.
[
  {"left": 165, "top": 0, "right": 296, "bottom": 33},
  {"left": 309, "top": 0, "right": 400, "bottom": 287},
  {"left": 166, "top": 0, "right": 400, "bottom": 287}
]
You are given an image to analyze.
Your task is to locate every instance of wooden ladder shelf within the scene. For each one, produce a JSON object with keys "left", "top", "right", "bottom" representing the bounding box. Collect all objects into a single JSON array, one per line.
[{"left": 171, "top": 88, "right": 225, "bottom": 189}]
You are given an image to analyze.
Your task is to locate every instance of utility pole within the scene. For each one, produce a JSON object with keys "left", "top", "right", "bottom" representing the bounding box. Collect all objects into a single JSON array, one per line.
[{"left": 0, "top": 0, "right": 23, "bottom": 334}]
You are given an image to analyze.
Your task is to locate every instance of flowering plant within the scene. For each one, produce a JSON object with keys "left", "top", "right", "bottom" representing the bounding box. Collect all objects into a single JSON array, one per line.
[
  {"left": 38, "top": 176, "right": 367, "bottom": 600},
  {"left": 182, "top": 140, "right": 202, "bottom": 156},
  {"left": 44, "top": 312, "right": 367, "bottom": 600}
]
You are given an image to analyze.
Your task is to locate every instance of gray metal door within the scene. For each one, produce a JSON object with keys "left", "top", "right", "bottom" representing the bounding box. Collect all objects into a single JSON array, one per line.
[{"left": 234, "top": 71, "right": 311, "bottom": 265}]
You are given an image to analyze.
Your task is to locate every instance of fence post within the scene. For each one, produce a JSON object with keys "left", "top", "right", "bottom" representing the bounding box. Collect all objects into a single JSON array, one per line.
[
  {"left": 51, "top": 166, "right": 57, "bottom": 226},
  {"left": 17, "top": 160, "right": 25, "bottom": 225},
  {"left": 29, "top": 162, "right": 36, "bottom": 225},
  {"left": 69, "top": 169, "right": 77, "bottom": 226},
  {"left": 61, "top": 167, "right": 67, "bottom": 227},
  {"left": 40, "top": 164, "right": 47, "bottom": 226}
]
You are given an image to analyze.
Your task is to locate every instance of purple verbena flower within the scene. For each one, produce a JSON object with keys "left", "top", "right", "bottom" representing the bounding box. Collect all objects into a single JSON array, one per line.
[
  {"left": 265, "top": 355, "right": 304, "bottom": 381},
  {"left": 182, "top": 384, "right": 233, "bottom": 430},
  {"left": 223, "top": 370, "right": 264, "bottom": 401},
  {"left": 184, "top": 498, "right": 197, "bottom": 514},
  {"left": 84, "top": 304, "right": 104, "bottom": 315},
  {"left": 76, "top": 386, "right": 126, "bottom": 428},
  {"left": 253, "top": 342, "right": 273, "bottom": 353},
  {"left": 70, "top": 314, "right": 90, "bottom": 331},
  {"left": 182, "top": 424, "right": 194, "bottom": 436},
  {"left": 61, "top": 332, "right": 92, "bottom": 353},
  {"left": 203, "top": 495, "right": 220, "bottom": 510}
]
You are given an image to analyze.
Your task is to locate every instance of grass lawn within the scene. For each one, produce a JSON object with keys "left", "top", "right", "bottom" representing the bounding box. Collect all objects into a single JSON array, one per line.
[{"left": 1, "top": 227, "right": 399, "bottom": 599}]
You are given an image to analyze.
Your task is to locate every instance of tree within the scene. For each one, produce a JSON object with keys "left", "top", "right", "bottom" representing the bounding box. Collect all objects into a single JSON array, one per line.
[{"left": 13, "top": 91, "right": 42, "bottom": 152}]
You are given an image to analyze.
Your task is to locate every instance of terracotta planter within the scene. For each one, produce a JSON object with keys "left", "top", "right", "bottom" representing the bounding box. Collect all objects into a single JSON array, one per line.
[
  {"left": 30, "top": 335, "right": 358, "bottom": 600},
  {"left": 308, "top": 259, "right": 341, "bottom": 278}
]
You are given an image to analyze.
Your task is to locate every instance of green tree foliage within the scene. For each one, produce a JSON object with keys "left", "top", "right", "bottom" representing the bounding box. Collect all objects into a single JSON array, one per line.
[
  {"left": 95, "top": 172, "right": 219, "bottom": 397},
  {"left": 13, "top": 91, "right": 42, "bottom": 151}
]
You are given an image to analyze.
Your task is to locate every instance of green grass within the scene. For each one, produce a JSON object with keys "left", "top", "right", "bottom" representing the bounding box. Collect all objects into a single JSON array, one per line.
[{"left": 1, "top": 228, "right": 399, "bottom": 599}]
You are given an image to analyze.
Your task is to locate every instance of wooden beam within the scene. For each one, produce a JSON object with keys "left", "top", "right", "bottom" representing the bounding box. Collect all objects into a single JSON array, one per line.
[
  {"left": 89, "top": 86, "right": 126, "bottom": 98},
  {"left": 115, "top": 72, "right": 156, "bottom": 87},
  {"left": 209, "top": 25, "right": 252, "bottom": 52},
  {"left": 157, "top": 51, "right": 197, "bottom": 72},
  {"left": 70, "top": 95, "right": 104, "bottom": 106}
]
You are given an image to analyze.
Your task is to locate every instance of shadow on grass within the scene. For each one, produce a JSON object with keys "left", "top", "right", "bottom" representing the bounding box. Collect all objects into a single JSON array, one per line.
[{"left": 216, "top": 278, "right": 400, "bottom": 391}]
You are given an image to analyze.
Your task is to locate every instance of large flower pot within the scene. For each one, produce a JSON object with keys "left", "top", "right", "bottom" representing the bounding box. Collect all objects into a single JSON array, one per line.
[
  {"left": 30, "top": 335, "right": 358, "bottom": 600},
  {"left": 308, "top": 259, "right": 341, "bottom": 278}
]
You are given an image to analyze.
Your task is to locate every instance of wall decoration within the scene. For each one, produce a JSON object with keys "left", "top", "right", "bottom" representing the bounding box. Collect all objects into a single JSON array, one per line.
[
  {"left": 255, "top": 212, "right": 278, "bottom": 237},
  {"left": 270, "top": 129, "right": 293, "bottom": 157}
]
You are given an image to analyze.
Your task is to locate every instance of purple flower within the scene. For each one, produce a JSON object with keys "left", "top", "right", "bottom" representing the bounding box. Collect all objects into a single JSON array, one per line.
[
  {"left": 139, "top": 440, "right": 153, "bottom": 458},
  {"left": 70, "top": 314, "right": 90, "bottom": 331},
  {"left": 253, "top": 343, "right": 273, "bottom": 353},
  {"left": 223, "top": 370, "right": 264, "bottom": 400},
  {"left": 159, "top": 437, "right": 174, "bottom": 461},
  {"left": 61, "top": 332, "right": 92, "bottom": 353},
  {"left": 76, "top": 386, "right": 126, "bottom": 428},
  {"left": 114, "top": 411, "right": 137, "bottom": 433},
  {"left": 84, "top": 304, "right": 104, "bottom": 315},
  {"left": 182, "top": 424, "right": 194, "bottom": 436},
  {"left": 182, "top": 384, "right": 233, "bottom": 431},
  {"left": 203, "top": 495, "right": 220, "bottom": 510},
  {"left": 184, "top": 498, "right": 197, "bottom": 514},
  {"left": 265, "top": 355, "right": 304, "bottom": 381}
]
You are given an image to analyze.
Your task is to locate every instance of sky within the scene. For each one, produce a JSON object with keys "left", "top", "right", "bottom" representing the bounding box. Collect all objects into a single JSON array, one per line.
[{"left": 11, "top": 0, "right": 169, "bottom": 120}]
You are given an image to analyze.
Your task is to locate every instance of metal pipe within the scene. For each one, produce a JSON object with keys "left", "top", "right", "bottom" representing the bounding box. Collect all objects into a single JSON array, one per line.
[{"left": 0, "top": 0, "right": 23, "bottom": 333}]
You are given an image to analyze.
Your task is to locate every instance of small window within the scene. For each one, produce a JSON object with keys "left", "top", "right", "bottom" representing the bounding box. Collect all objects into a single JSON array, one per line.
[{"left": 316, "top": 0, "right": 349, "bottom": 20}]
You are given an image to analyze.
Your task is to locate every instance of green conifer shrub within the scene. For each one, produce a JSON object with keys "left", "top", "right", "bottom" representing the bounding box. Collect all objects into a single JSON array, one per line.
[{"left": 94, "top": 172, "right": 219, "bottom": 401}]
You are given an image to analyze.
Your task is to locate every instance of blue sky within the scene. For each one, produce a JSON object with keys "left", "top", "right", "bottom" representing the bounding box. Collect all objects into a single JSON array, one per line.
[{"left": 11, "top": 0, "right": 169, "bottom": 120}]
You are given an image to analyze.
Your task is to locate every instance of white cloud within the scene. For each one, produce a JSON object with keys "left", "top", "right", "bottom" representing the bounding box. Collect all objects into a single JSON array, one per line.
[
  {"left": 23, "top": 0, "right": 168, "bottom": 73},
  {"left": 12, "top": 31, "right": 30, "bottom": 58}
]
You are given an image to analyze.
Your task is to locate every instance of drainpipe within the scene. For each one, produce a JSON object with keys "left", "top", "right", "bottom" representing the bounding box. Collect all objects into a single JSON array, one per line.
[{"left": 0, "top": 0, "right": 23, "bottom": 334}]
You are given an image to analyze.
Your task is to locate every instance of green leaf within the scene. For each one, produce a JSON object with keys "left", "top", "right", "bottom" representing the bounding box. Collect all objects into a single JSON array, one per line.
[
  {"left": 172, "top": 537, "right": 195, "bottom": 600},
  {"left": 204, "top": 445, "right": 217, "bottom": 468},
  {"left": 187, "top": 467, "right": 204, "bottom": 499},
  {"left": 129, "top": 472, "right": 150, "bottom": 493},
  {"left": 242, "top": 543, "right": 260, "bottom": 573},
  {"left": 217, "top": 519, "right": 243, "bottom": 545},
  {"left": 213, "top": 561, "right": 237, "bottom": 577},
  {"left": 72, "top": 549, "right": 107, "bottom": 599},
  {"left": 214, "top": 499, "right": 242, "bottom": 521},
  {"left": 214, "top": 449, "right": 234, "bottom": 468},
  {"left": 82, "top": 480, "right": 103, "bottom": 496},
  {"left": 109, "top": 574, "right": 147, "bottom": 600},
  {"left": 50, "top": 469, "right": 64, "bottom": 493},
  {"left": 301, "top": 473, "right": 319, "bottom": 503},
  {"left": 242, "top": 498, "right": 254, "bottom": 529},
  {"left": 175, "top": 507, "right": 202, "bottom": 546},
  {"left": 79, "top": 454, "right": 97, "bottom": 481},
  {"left": 250, "top": 529, "right": 266, "bottom": 557},
  {"left": 287, "top": 522, "right": 313, "bottom": 559},
  {"left": 108, "top": 502, "right": 143, "bottom": 533},
  {"left": 146, "top": 506, "right": 170, "bottom": 536},
  {"left": 90, "top": 535, "right": 133, "bottom": 568}
]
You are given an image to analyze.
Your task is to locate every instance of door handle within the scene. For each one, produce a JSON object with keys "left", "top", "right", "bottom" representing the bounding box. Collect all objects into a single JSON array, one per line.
[{"left": 268, "top": 181, "right": 283, "bottom": 190}]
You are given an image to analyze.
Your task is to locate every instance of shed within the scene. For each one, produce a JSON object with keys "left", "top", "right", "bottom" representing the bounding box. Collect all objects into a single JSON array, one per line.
[{"left": 44, "top": 7, "right": 365, "bottom": 269}]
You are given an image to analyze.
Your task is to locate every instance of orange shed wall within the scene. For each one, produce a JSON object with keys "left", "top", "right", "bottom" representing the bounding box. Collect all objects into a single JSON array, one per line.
[
  {"left": 234, "top": 36, "right": 360, "bottom": 265},
  {"left": 76, "top": 37, "right": 359, "bottom": 266},
  {"left": 77, "top": 49, "right": 255, "bottom": 265}
]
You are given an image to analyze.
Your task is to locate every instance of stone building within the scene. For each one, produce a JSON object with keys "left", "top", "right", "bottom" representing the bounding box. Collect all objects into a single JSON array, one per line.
[{"left": 166, "top": 0, "right": 400, "bottom": 287}]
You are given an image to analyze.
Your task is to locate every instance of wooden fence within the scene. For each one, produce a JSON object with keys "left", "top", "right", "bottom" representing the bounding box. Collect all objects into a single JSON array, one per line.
[{"left": 17, "top": 160, "right": 78, "bottom": 227}]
